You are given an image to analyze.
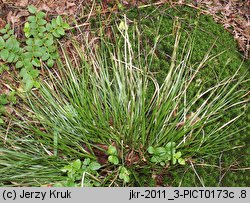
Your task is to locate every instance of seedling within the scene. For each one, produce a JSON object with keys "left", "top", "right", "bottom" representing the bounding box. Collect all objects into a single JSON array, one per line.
[
  {"left": 107, "top": 145, "right": 119, "bottom": 165},
  {"left": 57, "top": 158, "right": 101, "bottom": 187},
  {"left": 147, "top": 142, "right": 185, "bottom": 166}
]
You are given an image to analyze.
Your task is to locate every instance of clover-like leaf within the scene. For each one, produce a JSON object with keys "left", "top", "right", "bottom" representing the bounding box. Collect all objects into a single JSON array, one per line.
[
  {"left": 107, "top": 145, "right": 117, "bottom": 155},
  {"left": 72, "top": 159, "right": 82, "bottom": 170},
  {"left": 147, "top": 146, "right": 155, "bottom": 154},
  {"left": 88, "top": 162, "right": 101, "bottom": 171},
  {"left": 174, "top": 151, "right": 182, "bottom": 159},
  {"left": 178, "top": 158, "right": 185, "bottom": 165},
  {"left": 82, "top": 158, "right": 91, "bottom": 166},
  {"left": 108, "top": 155, "right": 119, "bottom": 165}
]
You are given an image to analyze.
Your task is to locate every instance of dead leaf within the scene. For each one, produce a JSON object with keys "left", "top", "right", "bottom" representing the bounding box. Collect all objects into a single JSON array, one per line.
[
  {"left": 15, "top": 0, "right": 29, "bottom": 7},
  {"left": 38, "top": 4, "right": 51, "bottom": 12},
  {"left": 0, "top": 18, "right": 6, "bottom": 29}
]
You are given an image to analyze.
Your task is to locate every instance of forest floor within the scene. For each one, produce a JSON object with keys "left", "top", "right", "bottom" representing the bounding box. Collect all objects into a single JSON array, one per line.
[{"left": 0, "top": 0, "right": 249, "bottom": 58}]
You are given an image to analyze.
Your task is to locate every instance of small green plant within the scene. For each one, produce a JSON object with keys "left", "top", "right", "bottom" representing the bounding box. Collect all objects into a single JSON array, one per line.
[
  {"left": 0, "top": 24, "right": 22, "bottom": 65},
  {"left": 107, "top": 145, "right": 119, "bottom": 165},
  {"left": 56, "top": 159, "right": 101, "bottom": 187},
  {"left": 119, "top": 166, "right": 131, "bottom": 183},
  {"left": 147, "top": 142, "right": 185, "bottom": 166},
  {"left": 0, "top": 5, "right": 69, "bottom": 91},
  {"left": 0, "top": 90, "right": 16, "bottom": 125}
]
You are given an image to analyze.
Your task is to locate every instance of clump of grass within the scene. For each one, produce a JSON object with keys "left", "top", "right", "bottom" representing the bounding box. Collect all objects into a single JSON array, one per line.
[{"left": 0, "top": 16, "right": 247, "bottom": 186}]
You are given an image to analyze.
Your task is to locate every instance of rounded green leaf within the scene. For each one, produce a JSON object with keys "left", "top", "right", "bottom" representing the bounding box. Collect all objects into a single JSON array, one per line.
[
  {"left": 147, "top": 146, "right": 155, "bottom": 154},
  {"left": 16, "top": 61, "right": 24, "bottom": 69},
  {"left": 47, "top": 59, "right": 54, "bottom": 68},
  {"left": 108, "top": 155, "right": 119, "bottom": 165},
  {"left": 33, "top": 51, "right": 43, "bottom": 58},
  {"left": 0, "top": 28, "right": 7, "bottom": 34},
  {"left": 32, "top": 58, "right": 41, "bottom": 67},
  {"left": 178, "top": 158, "right": 185, "bottom": 165},
  {"left": 57, "top": 27, "right": 65, "bottom": 36},
  {"left": 83, "top": 158, "right": 91, "bottom": 166},
  {"left": 34, "top": 39, "right": 43, "bottom": 46},
  {"left": 174, "top": 151, "right": 182, "bottom": 159},
  {"left": 62, "top": 22, "right": 70, "bottom": 29},
  {"left": 28, "top": 16, "right": 36, "bottom": 23},
  {"left": 107, "top": 145, "right": 117, "bottom": 155},
  {"left": 30, "top": 69, "right": 40, "bottom": 78},
  {"left": 0, "top": 37, "right": 5, "bottom": 49},
  {"left": 33, "top": 81, "right": 40, "bottom": 88},
  {"left": 13, "top": 54, "right": 19, "bottom": 62},
  {"left": 37, "top": 11, "right": 46, "bottom": 19},
  {"left": 150, "top": 156, "right": 160, "bottom": 163},
  {"left": 172, "top": 157, "right": 177, "bottom": 165},
  {"left": 51, "top": 19, "right": 57, "bottom": 28},
  {"left": 3, "top": 34, "right": 9, "bottom": 40},
  {"left": 38, "top": 26, "right": 46, "bottom": 33},
  {"left": 7, "top": 52, "right": 15, "bottom": 62},
  {"left": 23, "top": 77, "right": 34, "bottom": 91},
  {"left": 28, "top": 5, "right": 37, "bottom": 14},
  {"left": 37, "top": 19, "right": 47, "bottom": 26},
  {"left": 52, "top": 30, "right": 60, "bottom": 38},
  {"left": 0, "top": 49, "right": 10, "bottom": 61},
  {"left": 41, "top": 53, "right": 50, "bottom": 61},
  {"left": 72, "top": 159, "right": 81, "bottom": 170},
  {"left": 0, "top": 118, "right": 4, "bottom": 125},
  {"left": 46, "top": 23, "right": 53, "bottom": 31},
  {"left": 56, "top": 16, "right": 63, "bottom": 26},
  {"left": 5, "top": 38, "right": 14, "bottom": 49},
  {"left": 45, "top": 38, "right": 54, "bottom": 47},
  {"left": 155, "top": 147, "right": 166, "bottom": 155},
  {"left": 89, "top": 162, "right": 101, "bottom": 171}
]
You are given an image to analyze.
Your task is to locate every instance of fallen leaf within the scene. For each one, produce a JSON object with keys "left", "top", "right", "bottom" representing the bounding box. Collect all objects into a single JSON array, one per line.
[
  {"left": 15, "top": 0, "right": 29, "bottom": 7},
  {"left": 38, "top": 4, "right": 51, "bottom": 12},
  {"left": 0, "top": 18, "right": 6, "bottom": 29}
]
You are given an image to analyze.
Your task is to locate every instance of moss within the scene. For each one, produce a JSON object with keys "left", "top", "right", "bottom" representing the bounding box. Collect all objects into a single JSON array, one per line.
[{"left": 125, "top": 5, "right": 249, "bottom": 186}]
